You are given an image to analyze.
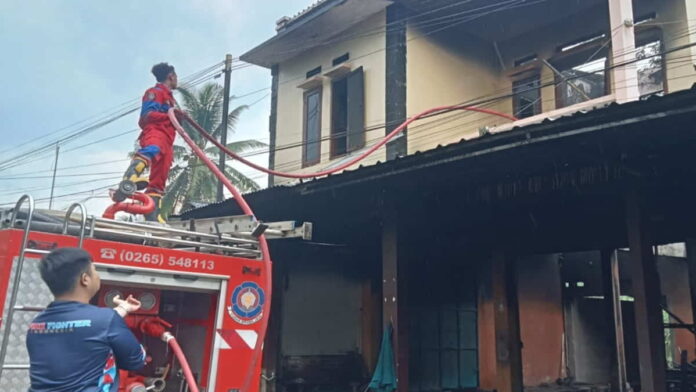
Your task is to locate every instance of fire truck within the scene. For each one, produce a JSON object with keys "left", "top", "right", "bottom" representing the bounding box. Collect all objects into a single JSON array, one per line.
[{"left": 0, "top": 194, "right": 311, "bottom": 392}]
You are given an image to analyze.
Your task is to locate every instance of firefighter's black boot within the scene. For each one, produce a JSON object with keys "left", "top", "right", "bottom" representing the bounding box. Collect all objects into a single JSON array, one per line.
[
  {"left": 112, "top": 156, "right": 149, "bottom": 202},
  {"left": 144, "top": 193, "right": 166, "bottom": 224}
]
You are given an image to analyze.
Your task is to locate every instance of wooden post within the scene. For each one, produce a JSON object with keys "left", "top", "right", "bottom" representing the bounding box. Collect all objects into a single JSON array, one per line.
[
  {"left": 382, "top": 209, "right": 408, "bottom": 392},
  {"left": 625, "top": 190, "right": 666, "bottom": 392},
  {"left": 492, "top": 251, "right": 523, "bottom": 392},
  {"left": 362, "top": 274, "right": 381, "bottom": 373},
  {"left": 478, "top": 261, "right": 497, "bottom": 390},
  {"left": 685, "top": 239, "right": 696, "bottom": 350},
  {"left": 603, "top": 250, "right": 631, "bottom": 392},
  {"left": 600, "top": 250, "right": 620, "bottom": 392}
]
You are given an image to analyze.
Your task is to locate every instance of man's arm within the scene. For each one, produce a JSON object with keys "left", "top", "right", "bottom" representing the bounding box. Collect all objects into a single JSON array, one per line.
[
  {"left": 140, "top": 89, "right": 172, "bottom": 124},
  {"left": 107, "top": 314, "right": 146, "bottom": 371}
]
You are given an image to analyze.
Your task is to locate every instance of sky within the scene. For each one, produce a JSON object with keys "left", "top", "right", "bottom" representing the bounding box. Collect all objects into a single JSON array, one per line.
[{"left": 0, "top": 0, "right": 315, "bottom": 213}]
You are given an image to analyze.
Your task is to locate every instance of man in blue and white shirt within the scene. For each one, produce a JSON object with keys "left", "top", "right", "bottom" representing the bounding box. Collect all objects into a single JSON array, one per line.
[{"left": 26, "top": 248, "right": 146, "bottom": 391}]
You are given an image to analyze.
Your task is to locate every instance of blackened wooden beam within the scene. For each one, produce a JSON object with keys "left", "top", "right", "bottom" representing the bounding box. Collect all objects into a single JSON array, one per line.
[
  {"left": 492, "top": 250, "right": 523, "bottom": 392},
  {"left": 625, "top": 190, "right": 666, "bottom": 392}
]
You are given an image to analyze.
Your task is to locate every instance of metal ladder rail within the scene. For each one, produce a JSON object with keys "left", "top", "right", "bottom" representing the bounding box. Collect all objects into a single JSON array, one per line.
[{"left": 0, "top": 198, "right": 88, "bottom": 375}]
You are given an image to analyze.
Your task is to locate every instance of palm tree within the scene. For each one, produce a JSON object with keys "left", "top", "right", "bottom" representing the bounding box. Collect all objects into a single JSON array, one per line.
[{"left": 161, "top": 83, "right": 266, "bottom": 216}]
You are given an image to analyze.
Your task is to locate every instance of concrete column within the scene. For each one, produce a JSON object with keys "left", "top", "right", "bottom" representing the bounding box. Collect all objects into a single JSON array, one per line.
[
  {"left": 661, "top": 0, "right": 696, "bottom": 92},
  {"left": 608, "top": 0, "right": 640, "bottom": 103},
  {"left": 686, "top": 0, "right": 696, "bottom": 77},
  {"left": 492, "top": 251, "right": 523, "bottom": 392}
]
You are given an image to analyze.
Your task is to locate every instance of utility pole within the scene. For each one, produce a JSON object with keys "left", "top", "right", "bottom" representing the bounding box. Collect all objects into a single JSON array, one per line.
[
  {"left": 48, "top": 143, "right": 60, "bottom": 210},
  {"left": 217, "top": 54, "right": 233, "bottom": 201}
]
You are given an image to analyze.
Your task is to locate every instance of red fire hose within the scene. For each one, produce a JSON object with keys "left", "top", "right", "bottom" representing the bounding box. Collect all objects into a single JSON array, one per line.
[
  {"left": 180, "top": 104, "right": 517, "bottom": 179},
  {"left": 166, "top": 335, "right": 199, "bottom": 392},
  {"left": 168, "top": 110, "right": 271, "bottom": 392},
  {"left": 172, "top": 104, "right": 515, "bottom": 391},
  {"left": 135, "top": 317, "right": 200, "bottom": 392},
  {"left": 102, "top": 192, "right": 154, "bottom": 219},
  {"left": 105, "top": 105, "right": 515, "bottom": 391}
]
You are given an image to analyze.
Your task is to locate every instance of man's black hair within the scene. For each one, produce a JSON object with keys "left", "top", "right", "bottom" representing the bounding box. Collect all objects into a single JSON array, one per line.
[
  {"left": 39, "top": 248, "right": 93, "bottom": 296},
  {"left": 151, "top": 62, "right": 175, "bottom": 83}
]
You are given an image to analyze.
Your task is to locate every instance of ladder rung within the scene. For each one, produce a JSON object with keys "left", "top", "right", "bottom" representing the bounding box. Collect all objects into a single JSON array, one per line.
[
  {"left": 13, "top": 305, "right": 45, "bottom": 312},
  {"left": 2, "top": 364, "right": 29, "bottom": 370},
  {"left": 24, "top": 249, "right": 50, "bottom": 255}
]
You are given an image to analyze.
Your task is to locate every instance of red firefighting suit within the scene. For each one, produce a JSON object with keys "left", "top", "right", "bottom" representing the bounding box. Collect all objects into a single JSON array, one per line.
[{"left": 136, "top": 83, "right": 176, "bottom": 195}]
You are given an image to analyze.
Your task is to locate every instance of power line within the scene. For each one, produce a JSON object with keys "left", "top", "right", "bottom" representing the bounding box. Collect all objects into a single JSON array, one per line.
[
  {"left": 0, "top": 176, "right": 122, "bottom": 198},
  {"left": 0, "top": 184, "right": 117, "bottom": 207},
  {"left": 0, "top": 62, "right": 225, "bottom": 173},
  {"left": 1, "top": 158, "right": 129, "bottom": 177},
  {"left": 2, "top": 41, "right": 693, "bottom": 205},
  {"left": 0, "top": 61, "right": 224, "bottom": 157},
  {"left": 0, "top": 1, "right": 622, "bottom": 174},
  {"left": 0, "top": 73, "right": 266, "bottom": 175},
  {"left": 268, "top": 0, "right": 546, "bottom": 89},
  {"left": 240, "top": 50, "right": 696, "bottom": 172},
  {"left": 0, "top": 171, "right": 122, "bottom": 180}
]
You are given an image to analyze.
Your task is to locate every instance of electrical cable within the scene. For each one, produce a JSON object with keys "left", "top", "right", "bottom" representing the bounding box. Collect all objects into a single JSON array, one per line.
[
  {"left": 180, "top": 105, "right": 517, "bottom": 178},
  {"left": 3, "top": 42, "right": 693, "bottom": 205},
  {"left": 0, "top": 62, "right": 225, "bottom": 172}
]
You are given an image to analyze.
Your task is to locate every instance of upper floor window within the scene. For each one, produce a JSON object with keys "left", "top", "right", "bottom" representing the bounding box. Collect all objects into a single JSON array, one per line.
[
  {"left": 303, "top": 87, "right": 322, "bottom": 167},
  {"left": 330, "top": 67, "right": 365, "bottom": 158},
  {"left": 635, "top": 29, "right": 664, "bottom": 98},
  {"left": 512, "top": 74, "right": 541, "bottom": 119},
  {"left": 552, "top": 42, "right": 609, "bottom": 109}
]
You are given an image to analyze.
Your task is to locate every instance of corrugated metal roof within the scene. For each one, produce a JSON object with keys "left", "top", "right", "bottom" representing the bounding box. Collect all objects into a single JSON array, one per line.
[{"left": 177, "top": 85, "right": 696, "bottom": 219}]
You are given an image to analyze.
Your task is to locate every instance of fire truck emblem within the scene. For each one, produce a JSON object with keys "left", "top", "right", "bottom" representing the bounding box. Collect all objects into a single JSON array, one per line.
[{"left": 228, "top": 282, "right": 265, "bottom": 325}]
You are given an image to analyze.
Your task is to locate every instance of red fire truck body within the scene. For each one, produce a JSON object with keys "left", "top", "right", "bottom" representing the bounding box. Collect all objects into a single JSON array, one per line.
[{"left": 0, "top": 203, "right": 278, "bottom": 392}]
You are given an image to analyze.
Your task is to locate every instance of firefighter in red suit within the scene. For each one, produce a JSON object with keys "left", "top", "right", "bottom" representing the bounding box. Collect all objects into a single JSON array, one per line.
[{"left": 113, "top": 63, "right": 178, "bottom": 223}]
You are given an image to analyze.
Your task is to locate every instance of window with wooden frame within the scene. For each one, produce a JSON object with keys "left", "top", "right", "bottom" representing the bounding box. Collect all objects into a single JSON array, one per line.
[
  {"left": 302, "top": 87, "right": 322, "bottom": 167},
  {"left": 512, "top": 74, "right": 542, "bottom": 119},
  {"left": 408, "top": 260, "right": 478, "bottom": 391},
  {"left": 330, "top": 67, "right": 365, "bottom": 158},
  {"left": 635, "top": 27, "right": 665, "bottom": 98},
  {"left": 552, "top": 33, "right": 610, "bottom": 109}
]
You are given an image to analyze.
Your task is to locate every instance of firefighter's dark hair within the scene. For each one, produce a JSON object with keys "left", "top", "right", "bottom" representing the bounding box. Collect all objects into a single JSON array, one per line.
[
  {"left": 151, "top": 62, "right": 175, "bottom": 82},
  {"left": 39, "top": 248, "right": 93, "bottom": 296}
]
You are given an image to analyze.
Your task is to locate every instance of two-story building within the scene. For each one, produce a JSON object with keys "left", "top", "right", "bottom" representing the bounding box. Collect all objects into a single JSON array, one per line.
[
  {"left": 182, "top": 1, "right": 696, "bottom": 392},
  {"left": 241, "top": 0, "right": 696, "bottom": 187}
]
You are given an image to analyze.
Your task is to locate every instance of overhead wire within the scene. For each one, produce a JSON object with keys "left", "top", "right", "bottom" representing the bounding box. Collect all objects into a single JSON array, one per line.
[
  {"left": 3, "top": 6, "right": 695, "bottom": 203},
  {"left": 237, "top": 46, "right": 696, "bottom": 173},
  {"left": 0, "top": 61, "right": 225, "bottom": 172},
  {"left": 238, "top": 40, "right": 696, "bottom": 167},
  {"left": 252, "top": 2, "right": 696, "bottom": 97},
  {"left": 258, "top": 0, "right": 549, "bottom": 90},
  {"left": 1, "top": 62, "right": 692, "bottom": 206},
  {"left": 0, "top": 61, "right": 224, "bottom": 157}
]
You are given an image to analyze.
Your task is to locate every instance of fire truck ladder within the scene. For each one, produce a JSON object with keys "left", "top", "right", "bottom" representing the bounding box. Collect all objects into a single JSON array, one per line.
[{"left": 0, "top": 194, "right": 88, "bottom": 376}]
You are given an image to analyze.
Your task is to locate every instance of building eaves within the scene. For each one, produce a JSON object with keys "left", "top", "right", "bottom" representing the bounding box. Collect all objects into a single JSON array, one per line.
[
  {"left": 279, "top": 0, "right": 341, "bottom": 31},
  {"left": 240, "top": 0, "right": 392, "bottom": 68},
  {"left": 239, "top": 0, "right": 345, "bottom": 67},
  {"left": 177, "top": 85, "right": 696, "bottom": 220}
]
